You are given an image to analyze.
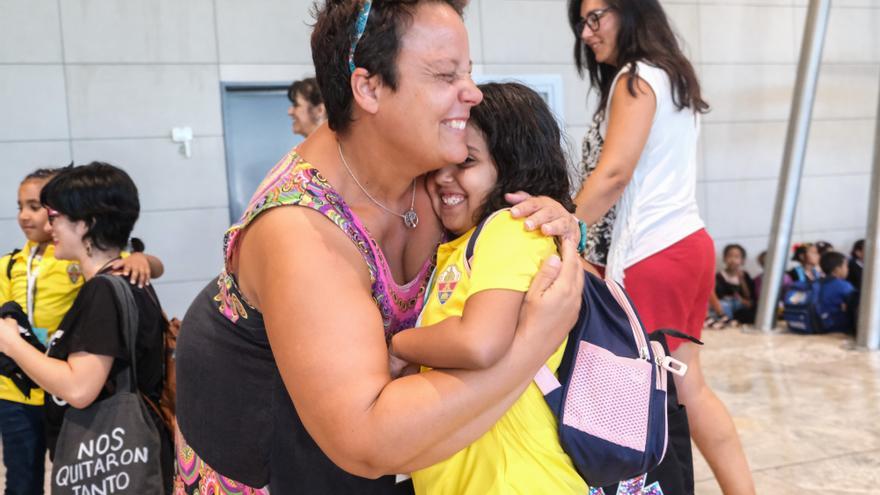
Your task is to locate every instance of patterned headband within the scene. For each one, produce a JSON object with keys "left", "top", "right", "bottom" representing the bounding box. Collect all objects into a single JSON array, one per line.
[{"left": 348, "top": 0, "right": 373, "bottom": 74}]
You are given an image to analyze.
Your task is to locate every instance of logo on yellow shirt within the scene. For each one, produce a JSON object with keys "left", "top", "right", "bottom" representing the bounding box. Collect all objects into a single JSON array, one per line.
[
  {"left": 436, "top": 265, "right": 461, "bottom": 305},
  {"left": 67, "top": 263, "right": 81, "bottom": 284}
]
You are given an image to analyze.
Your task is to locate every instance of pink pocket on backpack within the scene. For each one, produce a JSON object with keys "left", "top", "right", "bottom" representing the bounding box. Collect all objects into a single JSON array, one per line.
[{"left": 562, "top": 341, "right": 652, "bottom": 452}]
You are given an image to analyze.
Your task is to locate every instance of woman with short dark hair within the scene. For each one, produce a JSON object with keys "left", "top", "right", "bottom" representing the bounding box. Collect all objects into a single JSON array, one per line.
[
  {"left": 0, "top": 162, "right": 172, "bottom": 490},
  {"left": 286, "top": 77, "right": 326, "bottom": 137}
]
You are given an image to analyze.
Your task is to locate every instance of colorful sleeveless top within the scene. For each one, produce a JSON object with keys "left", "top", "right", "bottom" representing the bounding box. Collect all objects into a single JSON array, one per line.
[
  {"left": 175, "top": 148, "right": 433, "bottom": 493},
  {"left": 217, "top": 149, "right": 433, "bottom": 339}
]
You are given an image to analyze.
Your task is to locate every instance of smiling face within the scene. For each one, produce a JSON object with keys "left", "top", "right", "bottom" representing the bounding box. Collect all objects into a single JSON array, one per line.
[
  {"left": 287, "top": 92, "right": 325, "bottom": 137},
  {"left": 724, "top": 247, "right": 744, "bottom": 272},
  {"left": 17, "top": 179, "right": 52, "bottom": 244},
  {"left": 804, "top": 245, "right": 820, "bottom": 267},
  {"left": 427, "top": 124, "right": 498, "bottom": 235},
  {"left": 374, "top": 2, "right": 483, "bottom": 170},
  {"left": 43, "top": 210, "right": 88, "bottom": 261},
  {"left": 579, "top": 0, "right": 620, "bottom": 66}
]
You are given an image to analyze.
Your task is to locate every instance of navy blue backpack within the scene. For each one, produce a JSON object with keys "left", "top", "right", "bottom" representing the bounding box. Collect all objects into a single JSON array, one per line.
[
  {"left": 781, "top": 280, "right": 823, "bottom": 334},
  {"left": 464, "top": 218, "right": 689, "bottom": 487}
]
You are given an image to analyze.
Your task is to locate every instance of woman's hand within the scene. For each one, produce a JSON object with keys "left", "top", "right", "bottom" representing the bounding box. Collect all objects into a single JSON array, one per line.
[
  {"left": 109, "top": 253, "right": 151, "bottom": 288},
  {"left": 0, "top": 318, "right": 20, "bottom": 355},
  {"left": 388, "top": 352, "right": 419, "bottom": 379},
  {"left": 506, "top": 192, "right": 580, "bottom": 243}
]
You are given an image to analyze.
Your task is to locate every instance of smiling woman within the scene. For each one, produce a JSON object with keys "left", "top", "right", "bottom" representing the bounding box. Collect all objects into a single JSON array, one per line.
[
  {"left": 172, "top": 0, "right": 584, "bottom": 493},
  {"left": 556, "top": 0, "right": 752, "bottom": 493}
]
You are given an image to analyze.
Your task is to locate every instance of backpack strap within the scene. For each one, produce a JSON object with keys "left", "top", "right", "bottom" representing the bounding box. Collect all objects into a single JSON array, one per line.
[
  {"left": 463, "top": 210, "right": 507, "bottom": 274},
  {"left": 97, "top": 274, "right": 140, "bottom": 394},
  {"left": 463, "top": 217, "right": 490, "bottom": 274},
  {"left": 5, "top": 248, "right": 21, "bottom": 280}
]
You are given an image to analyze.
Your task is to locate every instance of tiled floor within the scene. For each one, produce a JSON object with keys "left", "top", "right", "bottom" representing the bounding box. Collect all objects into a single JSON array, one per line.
[
  {"left": 2, "top": 328, "right": 879, "bottom": 494},
  {"left": 693, "top": 327, "right": 880, "bottom": 494}
]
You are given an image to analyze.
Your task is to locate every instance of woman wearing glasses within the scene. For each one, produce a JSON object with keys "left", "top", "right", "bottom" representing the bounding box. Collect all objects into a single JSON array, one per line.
[{"left": 516, "top": 0, "right": 755, "bottom": 493}]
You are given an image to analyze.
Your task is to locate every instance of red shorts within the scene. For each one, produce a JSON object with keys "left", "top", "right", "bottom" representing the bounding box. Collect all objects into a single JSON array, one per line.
[{"left": 622, "top": 229, "right": 715, "bottom": 352}]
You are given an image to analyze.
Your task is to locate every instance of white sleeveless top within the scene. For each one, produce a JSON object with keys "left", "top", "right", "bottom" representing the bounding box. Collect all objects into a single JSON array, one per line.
[{"left": 600, "top": 61, "right": 705, "bottom": 285}]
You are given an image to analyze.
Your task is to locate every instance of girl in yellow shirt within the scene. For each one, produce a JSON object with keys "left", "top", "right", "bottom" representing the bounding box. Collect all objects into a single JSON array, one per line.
[{"left": 390, "top": 83, "right": 588, "bottom": 494}]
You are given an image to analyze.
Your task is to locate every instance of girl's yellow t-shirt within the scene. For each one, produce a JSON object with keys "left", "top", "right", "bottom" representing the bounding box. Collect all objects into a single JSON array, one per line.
[{"left": 412, "top": 210, "right": 586, "bottom": 495}]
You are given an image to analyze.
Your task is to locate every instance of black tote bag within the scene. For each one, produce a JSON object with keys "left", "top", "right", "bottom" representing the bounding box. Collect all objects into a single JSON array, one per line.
[{"left": 51, "top": 275, "right": 164, "bottom": 494}]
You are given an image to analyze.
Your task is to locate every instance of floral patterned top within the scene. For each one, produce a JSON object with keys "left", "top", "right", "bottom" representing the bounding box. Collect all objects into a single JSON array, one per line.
[
  {"left": 573, "top": 113, "right": 617, "bottom": 266},
  {"left": 216, "top": 148, "right": 434, "bottom": 340}
]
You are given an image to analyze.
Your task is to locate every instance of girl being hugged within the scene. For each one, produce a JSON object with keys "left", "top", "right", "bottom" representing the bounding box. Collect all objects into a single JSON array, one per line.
[{"left": 391, "top": 82, "right": 587, "bottom": 495}]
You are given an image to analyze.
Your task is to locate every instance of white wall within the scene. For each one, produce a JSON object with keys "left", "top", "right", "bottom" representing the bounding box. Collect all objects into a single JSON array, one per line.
[{"left": 1, "top": 0, "right": 877, "bottom": 315}]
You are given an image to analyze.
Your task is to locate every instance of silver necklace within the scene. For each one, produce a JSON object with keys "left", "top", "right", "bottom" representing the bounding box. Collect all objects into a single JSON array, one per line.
[{"left": 337, "top": 142, "right": 419, "bottom": 229}]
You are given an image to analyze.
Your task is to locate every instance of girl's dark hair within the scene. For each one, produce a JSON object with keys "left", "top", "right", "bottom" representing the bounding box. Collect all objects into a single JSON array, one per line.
[
  {"left": 567, "top": 0, "right": 709, "bottom": 120},
  {"left": 791, "top": 242, "right": 814, "bottom": 262},
  {"left": 23, "top": 165, "right": 68, "bottom": 183},
  {"left": 723, "top": 243, "right": 746, "bottom": 259},
  {"left": 40, "top": 162, "right": 140, "bottom": 252},
  {"left": 311, "top": 0, "right": 465, "bottom": 134},
  {"left": 469, "top": 82, "right": 575, "bottom": 224},
  {"left": 287, "top": 77, "right": 324, "bottom": 107},
  {"left": 852, "top": 239, "right": 865, "bottom": 257}
]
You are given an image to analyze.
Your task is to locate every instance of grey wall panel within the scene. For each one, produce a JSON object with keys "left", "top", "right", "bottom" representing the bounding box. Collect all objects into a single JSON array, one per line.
[
  {"left": 71, "top": 137, "right": 229, "bottom": 211},
  {"left": 60, "top": 0, "right": 218, "bottom": 63},
  {"left": 215, "top": 0, "right": 313, "bottom": 64},
  {"left": 65, "top": 65, "right": 223, "bottom": 139},
  {"left": 813, "top": 64, "right": 880, "bottom": 120},
  {"left": 0, "top": 0, "right": 63, "bottom": 63},
  {"left": 804, "top": 120, "right": 875, "bottom": 176},
  {"left": 132, "top": 208, "right": 228, "bottom": 284},
  {"left": 700, "top": 5, "right": 797, "bottom": 64},
  {"left": 705, "top": 179, "right": 779, "bottom": 239},
  {"left": 0, "top": 66, "right": 69, "bottom": 141},
  {"left": 818, "top": 7, "right": 880, "bottom": 63},
  {"left": 480, "top": 0, "right": 571, "bottom": 65},
  {"left": 701, "top": 64, "right": 796, "bottom": 123},
  {"left": 796, "top": 175, "right": 871, "bottom": 233},
  {"left": 702, "top": 122, "right": 787, "bottom": 181}
]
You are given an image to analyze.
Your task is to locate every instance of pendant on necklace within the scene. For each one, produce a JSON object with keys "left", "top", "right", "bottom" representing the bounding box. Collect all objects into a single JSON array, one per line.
[{"left": 403, "top": 209, "right": 419, "bottom": 229}]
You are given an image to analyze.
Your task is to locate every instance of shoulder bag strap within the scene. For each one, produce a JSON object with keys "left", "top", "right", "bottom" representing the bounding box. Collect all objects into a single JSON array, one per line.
[
  {"left": 97, "top": 274, "right": 140, "bottom": 394},
  {"left": 6, "top": 248, "right": 21, "bottom": 279}
]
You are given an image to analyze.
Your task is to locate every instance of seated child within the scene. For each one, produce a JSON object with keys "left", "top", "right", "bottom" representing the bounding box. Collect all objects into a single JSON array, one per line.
[
  {"left": 848, "top": 239, "right": 864, "bottom": 289},
  {"left": 753, "top": 250, "right": 793, "bottom": 310},
  {"left": 788, "top": 243, "right": 822, "bottom": 282},
  {"left": 816, "top": 251, "right": 857, "bottom": 333},
  {"left": 708, "top": 244, "right": 755, "bottom": 326},
  {"left": 389, "top": 82, "right": 587, "bottom": 494}
]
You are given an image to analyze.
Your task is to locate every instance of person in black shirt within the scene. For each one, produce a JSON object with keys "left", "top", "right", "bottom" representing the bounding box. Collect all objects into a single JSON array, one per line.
[
  {"left": 0, "top": 162, "right": 171, "bottom": 488},
  {"left": 848, "top": 239, "right": 865, "bottom": 290},
  {"left": 708, "top": 243, "right": 756, "bottom": 325}
]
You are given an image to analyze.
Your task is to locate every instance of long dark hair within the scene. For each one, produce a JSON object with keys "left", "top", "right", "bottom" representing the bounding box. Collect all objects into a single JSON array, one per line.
[
  {"left": 468, "top": 82, "right": 575, "bottom": 225},
  {"left": 567, "top": 0, "right": 709, "bottom": 120}
]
